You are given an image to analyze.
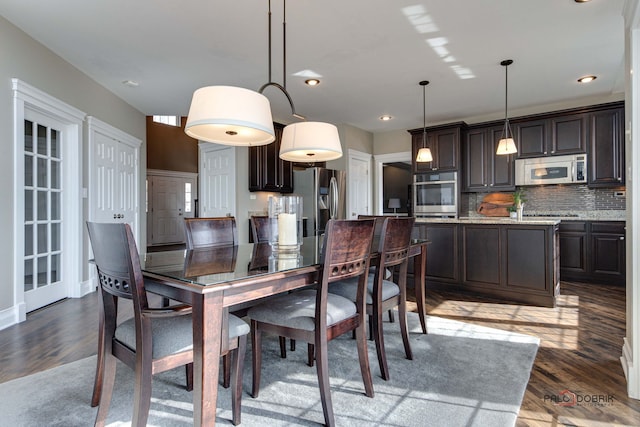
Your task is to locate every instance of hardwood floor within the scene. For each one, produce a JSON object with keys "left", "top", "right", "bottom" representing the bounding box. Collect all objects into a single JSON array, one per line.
[{"left": 2, "top": 281, "right": 639, "bottom": 426}]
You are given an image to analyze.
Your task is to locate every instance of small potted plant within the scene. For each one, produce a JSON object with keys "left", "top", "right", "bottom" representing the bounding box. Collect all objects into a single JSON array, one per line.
[
  {"left": 513, "top": 189, "right": 526, "bottom": 220},
  {"left": 507, "top": 205, "right": 517, "bottom": 219}
]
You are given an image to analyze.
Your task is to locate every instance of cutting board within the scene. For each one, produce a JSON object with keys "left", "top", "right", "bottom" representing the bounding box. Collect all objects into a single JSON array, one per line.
[{"left": 476, "top": 192, "right": 514, "bottom": 217}]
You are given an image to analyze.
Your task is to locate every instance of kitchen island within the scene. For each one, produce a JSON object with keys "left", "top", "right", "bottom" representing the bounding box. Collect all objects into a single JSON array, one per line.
[{"left": 414, "top": 217, "right": 560, "bottom": 307}]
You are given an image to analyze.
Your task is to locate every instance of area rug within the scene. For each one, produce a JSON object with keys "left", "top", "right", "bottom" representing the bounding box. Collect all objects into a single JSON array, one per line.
[{"left": 0, "top": 313, "right": 539, "bottom": 426}]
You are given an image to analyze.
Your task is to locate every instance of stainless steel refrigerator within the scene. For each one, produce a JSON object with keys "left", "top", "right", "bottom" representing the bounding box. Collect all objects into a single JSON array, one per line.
[{"left": 293, "top": 167, "right": 346, "bottom": 238}]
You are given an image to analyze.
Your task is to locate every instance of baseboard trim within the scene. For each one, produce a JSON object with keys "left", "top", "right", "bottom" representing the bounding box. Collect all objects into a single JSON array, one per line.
[
  {"left": 621, "top": 337, "right": 640, "bottom": 399},
  {"left": 0, "top": 303, "right": 24, "bottom": 331}
]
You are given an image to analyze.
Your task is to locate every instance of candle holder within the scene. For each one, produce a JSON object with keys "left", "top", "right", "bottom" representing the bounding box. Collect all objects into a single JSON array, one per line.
[
  {"left": 268, "top": 195, "right": 303, "bottom": 254},
  {"left": 268, "top": 252, "right": 302, "bottom": 272}
]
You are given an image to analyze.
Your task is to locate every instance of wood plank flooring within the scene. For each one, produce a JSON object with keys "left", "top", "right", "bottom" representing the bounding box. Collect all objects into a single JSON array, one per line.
[{"left": 1, "top": 281, "right": 639, "bottom": 426}]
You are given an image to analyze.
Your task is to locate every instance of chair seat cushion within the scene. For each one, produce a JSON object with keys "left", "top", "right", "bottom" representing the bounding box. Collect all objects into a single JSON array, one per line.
[
  {"left": 370, "top": 267, "right": 392, "bottom": 280},
  {"left": 330, "top": 274, "right": 400, "bottom": 305},
  {"left": 115, "top": 313, "right": 249, "bottom": 358},
  {"left": 247, "top": 290, "right": 356, "bottom": 331}
]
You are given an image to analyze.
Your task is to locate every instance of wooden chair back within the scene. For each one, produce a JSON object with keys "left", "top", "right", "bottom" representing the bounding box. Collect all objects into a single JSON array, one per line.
[
  {"left": 376, "top": 217, "right": 416, "bottom": 270},
  {"left": 316, "top": 219, "right": 375, "bottom": 329},
  {"left": 87, "top": 221, "right": 148, "bottom": 312},
  {"left": 249, "top": 215, "right": 272, "bottom": 243},
  {"left": 184, "top": 217, "right": 237, "bottom": 249}
]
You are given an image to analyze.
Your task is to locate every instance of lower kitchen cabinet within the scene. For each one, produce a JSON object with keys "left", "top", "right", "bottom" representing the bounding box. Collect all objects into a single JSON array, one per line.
[
  {"left": 424, "top": 223, "right": 459, "bottom": 283},
  {"left": 559, "top": 221, "right": 625, "bottom": 285},
  {"left": 420, "top": 221, "right": 559, "bottom": 307}
]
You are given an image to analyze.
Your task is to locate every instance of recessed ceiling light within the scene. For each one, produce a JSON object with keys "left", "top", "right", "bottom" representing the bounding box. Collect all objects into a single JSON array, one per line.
[
  {"left": 305, "top": 79, "right": 320, "bottom": 86},
  {"left": 122, "top": 80, "right": 139, "bottom": 87},
  {"left": 379, "top": 115, "right": 393, "bottom": 121},
  {"left": 577, "top": 75, "right": 597, "bottom": 83}
]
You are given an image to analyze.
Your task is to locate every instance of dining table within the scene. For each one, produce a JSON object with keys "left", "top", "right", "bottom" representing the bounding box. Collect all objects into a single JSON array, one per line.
[{"left": 142, "top": 235, "right": 428, "bottom": 426}]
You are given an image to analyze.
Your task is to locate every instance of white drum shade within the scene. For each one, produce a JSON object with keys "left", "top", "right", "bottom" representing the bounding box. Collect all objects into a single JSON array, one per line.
[
  {"left": 279, "top": 122, "right": 342, "bottom": 162},
  {"left": 185, "top": 86, "right": 275, "bottom": 146}
]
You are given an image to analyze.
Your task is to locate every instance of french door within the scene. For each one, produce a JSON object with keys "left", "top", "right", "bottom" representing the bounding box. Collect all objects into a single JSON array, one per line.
[{"left": 13, "top": 79, "right": 85, "bottom": 316}]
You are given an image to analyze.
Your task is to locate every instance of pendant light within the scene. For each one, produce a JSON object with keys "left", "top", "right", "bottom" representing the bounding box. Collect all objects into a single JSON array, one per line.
[
  {"left": 184, "top": 86, "right": 275, "bottom": 146},
  {"left": 416, "top": 80, "right": 433, "bottom": 163},
  {"left": 496, "top": 59, "right": 518, "bottom": 155},
  {"left": 263, "top": 0, "right": 341, "bottom": 162}
]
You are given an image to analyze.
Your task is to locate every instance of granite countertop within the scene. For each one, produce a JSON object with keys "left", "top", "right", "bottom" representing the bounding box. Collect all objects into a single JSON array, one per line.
[{"left": 415, "top": 217, "right": 561, "bottom": 225}]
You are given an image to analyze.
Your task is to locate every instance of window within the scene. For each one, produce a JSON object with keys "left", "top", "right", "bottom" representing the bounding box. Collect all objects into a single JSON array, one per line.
[{"left": 152, "top": 115, "right": 180, "bottom": 127}]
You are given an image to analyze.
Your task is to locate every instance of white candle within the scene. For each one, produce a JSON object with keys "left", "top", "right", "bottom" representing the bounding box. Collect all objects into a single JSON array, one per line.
[
  {"left": 278, "top": 257, "right": 299, "bottom": 270},
  {"left": 278, "top": 213, "right": 298, "bottom": 246}
]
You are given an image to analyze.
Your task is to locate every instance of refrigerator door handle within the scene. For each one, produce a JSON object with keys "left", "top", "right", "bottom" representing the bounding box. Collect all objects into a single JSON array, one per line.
[{"left": 329, "top": 176, "right": 338, "bottom": 219}]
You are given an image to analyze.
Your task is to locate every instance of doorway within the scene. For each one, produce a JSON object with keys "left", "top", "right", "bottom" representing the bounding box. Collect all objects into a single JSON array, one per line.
[
  {"left": 147, "top": 169, "right": 197, "bottom": 246},
  {"left": 373, "top": 152, "right": 412, "bottom": 215},
  {"left": 12, "top": 79, "right": 84, "bottom": 317}
]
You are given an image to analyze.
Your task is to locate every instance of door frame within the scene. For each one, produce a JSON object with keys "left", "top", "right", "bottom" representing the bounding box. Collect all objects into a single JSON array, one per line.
[
  {"left": 373, "top": 151, "right": 412, "bottom": 215},
  {"left": 347, "top": 149, "right": 372, "bottom": 218},
  {"left": 11, "top": 79, "right": 85, "bottom": 323},
  {"left": 146, "top": 169, "right": 198, "bottom": 246}
]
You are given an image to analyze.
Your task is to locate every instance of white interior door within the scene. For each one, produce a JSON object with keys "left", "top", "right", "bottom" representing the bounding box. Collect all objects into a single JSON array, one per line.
[
  {"left": 347, "top": 149, "right": 372, "bottom": 218},
  {"left": 88, "top": 116, "right": 141, "bottom": 241},
  {"left": 199, "top": 144, "right": 236, "bottom": 218}
]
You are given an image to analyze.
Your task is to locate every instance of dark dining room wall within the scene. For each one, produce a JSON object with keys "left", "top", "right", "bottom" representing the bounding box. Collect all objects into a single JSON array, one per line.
[{"left": 146, "top": 116, "right": 198, "bottom": 173}]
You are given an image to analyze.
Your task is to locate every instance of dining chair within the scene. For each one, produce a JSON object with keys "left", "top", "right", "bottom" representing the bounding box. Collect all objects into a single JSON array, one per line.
[
  {"left": 249, "top": 215, "right": 272, "bottom": 243},
  {"left": 248, "top": 219, "right": 376, "bottom": 427},
  {"left": 184, "top": 216, "right": 237, "bottom": 249},
  {"left": 87, "top": 222, "right": 249, "bottom": 426},
  {"left": 330, "top": 216, "right": 416, "bottom": 380}
]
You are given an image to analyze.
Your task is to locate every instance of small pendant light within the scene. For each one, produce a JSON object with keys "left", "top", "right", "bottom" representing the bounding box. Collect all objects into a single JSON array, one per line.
[
  {"left": 496, "top": 59, "right": 518, "bottom": 155},
  {"left": 416, "top": 80, "right": 433, "bottom": 163}
]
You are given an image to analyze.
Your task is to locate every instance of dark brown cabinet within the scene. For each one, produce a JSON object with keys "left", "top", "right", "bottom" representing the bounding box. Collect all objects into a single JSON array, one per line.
[
  {"left": 248, "top": 123, "right": 294, "bottom": 193},
  {"left": 462, "top": 125, "right": 514, "bottom": 192},
  {"left": 515, "top": 114, "right": 587, "bottom": 158},
  {"left": 588, "top": 105, "right": 625, "bottom": 187},
  {"left": 410, "top": 123, "right": 463, "bottom": 173},
  {"left": 559, "top": 220, "right": 625, "bottom": 285},
  {"left": 420, "top": 221, "right": 558, "bottom": 307},
  {"left": 418, "top": 223, "right": 459, "bottom": 284}
]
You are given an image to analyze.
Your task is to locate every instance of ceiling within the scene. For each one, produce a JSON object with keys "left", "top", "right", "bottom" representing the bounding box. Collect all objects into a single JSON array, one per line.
[{"left": 0, "top": 0, "right": 626, "bottom": 134}]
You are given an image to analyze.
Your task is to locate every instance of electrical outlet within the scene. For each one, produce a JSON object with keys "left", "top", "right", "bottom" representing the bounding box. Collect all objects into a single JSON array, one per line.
[
  {"left": 250, "top": 194, "right": 257, "bottom": 200},
  {"left": 614, "top": 190, "right": 626, "bottom": 198}
]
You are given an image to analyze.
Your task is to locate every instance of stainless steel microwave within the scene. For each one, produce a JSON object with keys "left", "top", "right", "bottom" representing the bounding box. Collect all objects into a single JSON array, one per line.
[{"left": 515, "top": 154, "right": 587, "bottom": 186}]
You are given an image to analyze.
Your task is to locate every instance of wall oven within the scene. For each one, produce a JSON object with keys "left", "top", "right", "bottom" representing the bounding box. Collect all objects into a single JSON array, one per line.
[{"left": 413, "top": 171, "right": 458, "bottom": 217}]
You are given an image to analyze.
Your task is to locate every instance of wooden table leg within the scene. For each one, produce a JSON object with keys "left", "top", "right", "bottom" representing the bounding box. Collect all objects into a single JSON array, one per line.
[
  {"left": 192, "top": 292, "right": 223, "bottom": 426},
  {"left": 414, "top": 244, "right": 428, "bottom": 334}
]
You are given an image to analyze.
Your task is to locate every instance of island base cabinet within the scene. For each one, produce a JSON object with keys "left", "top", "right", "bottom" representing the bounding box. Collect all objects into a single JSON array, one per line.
[{"left": 423, "top": 222, "right": 559, "bottom": 307}]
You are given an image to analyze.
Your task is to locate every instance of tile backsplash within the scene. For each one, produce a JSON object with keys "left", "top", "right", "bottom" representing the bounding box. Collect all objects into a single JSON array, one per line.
[{"left": 461, "top": 184, "right": 626, "bottom": 216}]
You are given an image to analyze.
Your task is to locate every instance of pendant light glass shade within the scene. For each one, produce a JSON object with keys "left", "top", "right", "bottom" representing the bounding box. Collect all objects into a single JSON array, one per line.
[
  {"left": 496, "top": 137, "right": 517, "bottom": 155},
  {"left": 416, "top": 147, "right": 433, "bottom": 162},
  {"left": 185, "top": 86, "right": 275, "bottom": 146},
  {"left": 416, "top": 80, "right": 433, "bottom": 163},
  {"left": 280, "top": 122, "right": 342, "bottom": 162},
  {"left": 496, "top": 59, "right": 517, "bottom": 155}
]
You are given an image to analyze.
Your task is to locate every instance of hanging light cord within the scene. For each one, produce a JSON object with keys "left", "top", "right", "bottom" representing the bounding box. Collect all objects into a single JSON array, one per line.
[
  {"left": 259, "top": 0, "right": 305, "bottom": 120},
  {"left": 501, "top": 59, "right": 513, "bottom": 140},
  {"left": 421, "top": 80, "right": 429, "bottom": 148}
]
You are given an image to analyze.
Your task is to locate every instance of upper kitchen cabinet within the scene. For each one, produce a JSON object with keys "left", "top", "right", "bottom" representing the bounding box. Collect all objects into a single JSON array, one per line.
[
  {"left": 409, "top": 123, "right": 464, "bottom": 173},
  {"left": 514, "top": 113, "right": 587, "bottom": 158},
  {"left": 248, "top": 123, "right": 294, "bottom": 193},
  {"left": 462, "top": 124, "right": 514, "bottom": 192},
  {"left": 588, "top": 103, "right": 625, "bottom": 187}
]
